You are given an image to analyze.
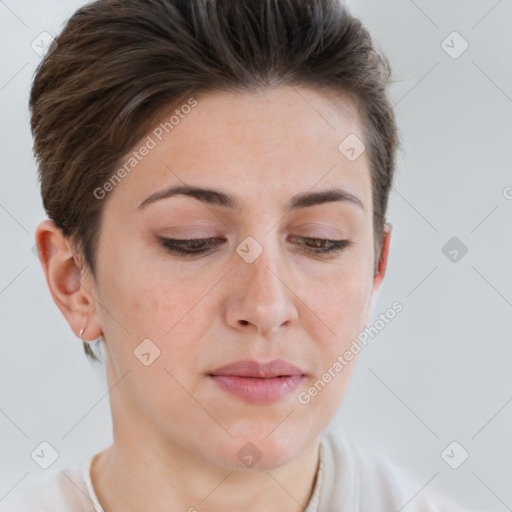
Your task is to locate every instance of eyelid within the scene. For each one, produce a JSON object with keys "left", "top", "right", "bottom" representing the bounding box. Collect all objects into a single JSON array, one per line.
[{"left": 291, "top": 222, "right": 346, "bottom": 238}]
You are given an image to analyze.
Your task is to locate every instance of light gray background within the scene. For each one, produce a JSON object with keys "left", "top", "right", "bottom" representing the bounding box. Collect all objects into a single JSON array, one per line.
[{"left": 1, "top": 1, "right": 511, "bottom": 510}]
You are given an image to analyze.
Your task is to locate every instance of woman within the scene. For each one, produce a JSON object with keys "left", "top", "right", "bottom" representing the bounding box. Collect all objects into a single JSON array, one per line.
[{"left": 4, "top": 0, "right": 476, "bottom": 510}]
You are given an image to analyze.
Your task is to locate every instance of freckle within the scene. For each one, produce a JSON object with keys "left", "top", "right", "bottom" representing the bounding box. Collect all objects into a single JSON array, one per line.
[{"left": 131, "top": 296, "right": 141, "bottom": 312}]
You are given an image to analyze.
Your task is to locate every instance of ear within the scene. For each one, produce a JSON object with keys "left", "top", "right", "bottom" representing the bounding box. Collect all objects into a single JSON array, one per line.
[
  {"left": 362, "top": 222, "right": 392, "bottom": 327},
  {"left": 34, "top": 220, "right": 103, "bottom": 342}
]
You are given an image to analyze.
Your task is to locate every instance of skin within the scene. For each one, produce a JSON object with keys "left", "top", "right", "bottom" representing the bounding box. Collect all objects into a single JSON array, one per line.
[{"left": 36, "top": 85, "right": 391, "bottom": 512}]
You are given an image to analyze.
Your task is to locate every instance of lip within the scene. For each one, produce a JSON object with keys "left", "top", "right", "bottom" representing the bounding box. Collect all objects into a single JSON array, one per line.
[
  {"left": 208, "top": 359, "right": 305, "bottom": 404},
  {"left": 210, "top": 359, "right": 304, "bottom": 378}
]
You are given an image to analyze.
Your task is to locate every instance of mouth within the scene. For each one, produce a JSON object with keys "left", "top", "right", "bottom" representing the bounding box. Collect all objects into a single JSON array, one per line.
[{"left": 208, "top": 359, "right": 306, "bottom": 404}]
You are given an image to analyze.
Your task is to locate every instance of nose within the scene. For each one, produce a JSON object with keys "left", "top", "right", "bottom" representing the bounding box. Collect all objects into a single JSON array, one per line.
[{"left": 224, "top": 242, "right": 298, "bottom": 338}]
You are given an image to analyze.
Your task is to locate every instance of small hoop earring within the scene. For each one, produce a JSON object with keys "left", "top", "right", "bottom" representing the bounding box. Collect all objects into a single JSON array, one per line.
[{"left": 79, "top": 321, "right": 87, "bottom": 341}]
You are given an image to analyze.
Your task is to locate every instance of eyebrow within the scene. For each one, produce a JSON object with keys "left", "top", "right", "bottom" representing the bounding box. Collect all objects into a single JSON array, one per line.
[{"left": 138, "top": 185, "right": 364, "bottom": 212}]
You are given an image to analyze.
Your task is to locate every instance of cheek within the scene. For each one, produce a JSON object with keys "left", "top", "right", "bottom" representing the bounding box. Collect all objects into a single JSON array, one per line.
[
  {"left": 113, "top": 265, "right": 207, "bottom": 336},
  {"left": 296, "top": 269, "right": 369, "bottom": 423},
  {"left": 304, "top": 262, "right": 372, "bottom": 342},
  {"left": 101, "top": 270, "right": 213, "bottom": 418},
  {"left": 96, "top": 260, "right": 211, "bottom": 379}
]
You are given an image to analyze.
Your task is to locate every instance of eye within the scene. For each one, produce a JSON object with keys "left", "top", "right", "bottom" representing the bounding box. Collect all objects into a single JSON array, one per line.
[
  {"left": 288, "top": 236, "right": 353, "bottom": 255},
  {"left": 158, "top": 236, "right": 352, "bottom": 257},
  {"left": 158, "top": 237, "right": 225, "bottom": 255}
]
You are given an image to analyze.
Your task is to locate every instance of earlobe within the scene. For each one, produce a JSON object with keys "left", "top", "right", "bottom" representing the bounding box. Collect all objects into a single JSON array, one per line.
[{"left": 35, "top": 220, "right": 102, "bottom": 341}]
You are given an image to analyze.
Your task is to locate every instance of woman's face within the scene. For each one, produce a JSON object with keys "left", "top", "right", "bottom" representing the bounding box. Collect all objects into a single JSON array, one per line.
[{"left": 75, "top": 86, "right": 389, "bottom": 469}]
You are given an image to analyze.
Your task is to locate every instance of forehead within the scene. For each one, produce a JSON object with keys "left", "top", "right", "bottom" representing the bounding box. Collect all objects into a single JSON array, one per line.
[
  {"left": 109, "top": 86, "right": 371, "bottom": 209},
  {"left": 179, "top": 86, "right": 365, "bottom": 154}
]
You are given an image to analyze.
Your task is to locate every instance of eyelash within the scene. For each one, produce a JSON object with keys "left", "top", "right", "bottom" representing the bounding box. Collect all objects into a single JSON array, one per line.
[{"left": 158, "top": 236, "right": 352, "bottom": 257}]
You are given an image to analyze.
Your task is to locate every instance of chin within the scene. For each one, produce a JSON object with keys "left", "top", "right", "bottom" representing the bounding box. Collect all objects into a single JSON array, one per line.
[{"left": 206, "top": 426, "right": 313, "bottom": 471}]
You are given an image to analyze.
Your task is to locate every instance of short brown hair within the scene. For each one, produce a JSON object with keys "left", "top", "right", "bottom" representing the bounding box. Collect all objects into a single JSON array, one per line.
[{"left": 30, "top": 0, "right": 400, "bottom": 362}]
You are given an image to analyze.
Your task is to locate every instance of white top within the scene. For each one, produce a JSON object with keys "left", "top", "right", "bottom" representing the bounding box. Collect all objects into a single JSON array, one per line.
[{"left": 1, "top": 428, "right": 476, "bottom": 512}]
